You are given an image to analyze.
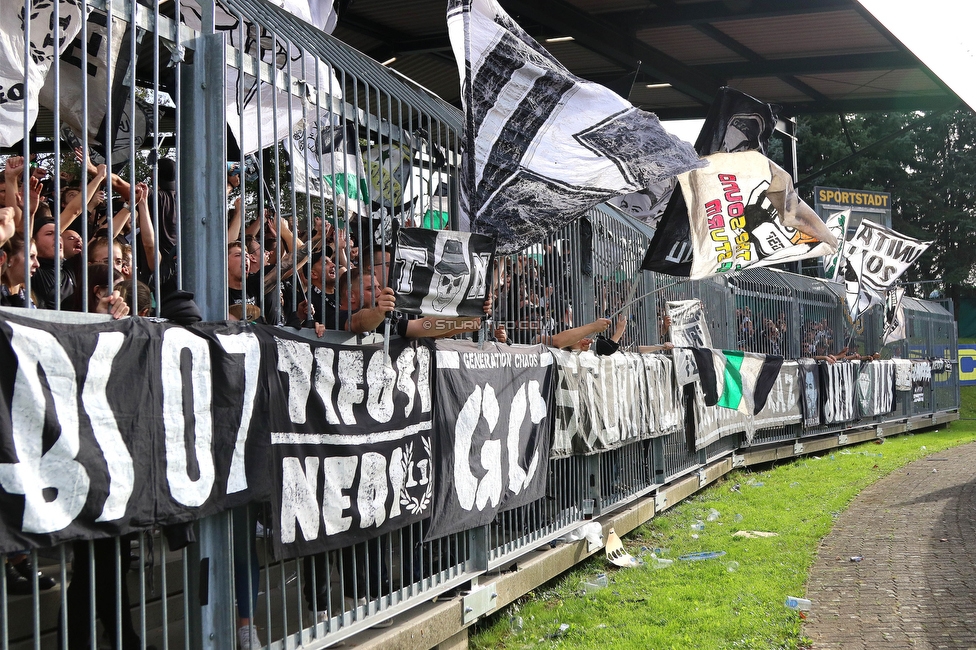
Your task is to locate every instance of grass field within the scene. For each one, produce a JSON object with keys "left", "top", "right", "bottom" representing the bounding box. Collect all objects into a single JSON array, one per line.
[{"left": 470, "top": 387, "right": 976, "bottom": 650}]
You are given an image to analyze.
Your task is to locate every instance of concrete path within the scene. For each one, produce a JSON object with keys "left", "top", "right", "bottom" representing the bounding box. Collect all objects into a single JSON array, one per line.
[{"left": 804, "top": 441, "right": 976, "bottom": 649}]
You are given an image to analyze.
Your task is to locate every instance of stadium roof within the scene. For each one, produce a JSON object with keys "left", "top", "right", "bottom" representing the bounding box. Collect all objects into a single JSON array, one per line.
[{"left": 330, "top": 0, "right": 969, "bottom": 119}]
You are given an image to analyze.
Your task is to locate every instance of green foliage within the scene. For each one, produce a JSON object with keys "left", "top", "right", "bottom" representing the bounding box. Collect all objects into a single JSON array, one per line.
[
  {"left": 471, "top": 415, "right": 976, "bottom": 649},
  {"left": 796, "top": 110, "right": 976, "bottom": 301}
]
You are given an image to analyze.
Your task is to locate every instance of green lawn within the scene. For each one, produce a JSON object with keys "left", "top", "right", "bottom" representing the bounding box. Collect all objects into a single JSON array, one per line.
[{"left": 471, "top": 387, "right": 976, "bottom": 650}]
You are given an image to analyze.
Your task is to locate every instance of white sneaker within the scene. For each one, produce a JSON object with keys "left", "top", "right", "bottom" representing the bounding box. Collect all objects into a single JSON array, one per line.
[
  {"left": 238, "top": 624, "right": 262, "bottom": 650},
  {"left": 316, "top": 610, "right": 330, "bottom": 624}
]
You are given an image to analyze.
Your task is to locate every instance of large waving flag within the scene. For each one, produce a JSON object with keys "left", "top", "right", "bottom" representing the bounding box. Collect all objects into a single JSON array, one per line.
[
  {"left": 840, "top": 220, "right": 931, "bottom": 320},
  {"left": 446, "top": 0, "right": 704, "bottom": 254},
  {"left": 678, "top": 151, "right": 837, "bottom": 279},
  {"left": 642, "top": 87, "right": 780, "bottom": 275},
  {"left": 691, "top": 348, "right": 784, "bottom": 415}
]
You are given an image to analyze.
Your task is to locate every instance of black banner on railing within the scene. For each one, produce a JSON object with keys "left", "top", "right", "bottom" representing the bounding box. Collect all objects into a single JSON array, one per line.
[
  {"left": 0, "top": 312, "right": 274, "bottom": 553},
  {"left": 857, "top": 360, "right": 895, "bottom": 417},
  {"left": 268, "top": 334, "right": 435, "bottom": 558},
  {"left": 821, "top": 361, "right": 858, "bottom": 424},
  {"left": 427, "top": 341, "right": 554, "bottom": 540},
  {"left": 798, "top": 358, "right": 822, "bottom": 428}
]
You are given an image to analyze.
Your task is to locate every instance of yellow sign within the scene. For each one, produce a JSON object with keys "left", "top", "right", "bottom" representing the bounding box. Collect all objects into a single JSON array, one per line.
[
  {"left": 959, "top": 345, "right": 976, "bottom": 386},
  {"left": 816, "top": 187, "right": 890, "bottom": 208}
]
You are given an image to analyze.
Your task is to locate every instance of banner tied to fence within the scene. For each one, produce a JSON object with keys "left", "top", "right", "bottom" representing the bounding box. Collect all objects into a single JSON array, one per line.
[{"left": 427, "top": 340, "right": 554, "bottom": 540}]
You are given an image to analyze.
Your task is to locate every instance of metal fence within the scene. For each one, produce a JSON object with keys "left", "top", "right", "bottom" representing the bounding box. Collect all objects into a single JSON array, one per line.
[{"left": 0, "top": 0, "right": 961, "bottom": 648}]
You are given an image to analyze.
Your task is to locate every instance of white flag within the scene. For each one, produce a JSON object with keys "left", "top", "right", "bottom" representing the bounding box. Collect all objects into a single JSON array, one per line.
[
  {"left": 180, "top": 0, "right": 340, "bottom": 155},
  {"left": 840, "top": 220, "right": 931, "bottom": 320},
  {"left": 0, "top": 0, "right": 85, "bottom": 147},
  {"left": 821, "top": 208, "right": 850, "bottom": 281}
]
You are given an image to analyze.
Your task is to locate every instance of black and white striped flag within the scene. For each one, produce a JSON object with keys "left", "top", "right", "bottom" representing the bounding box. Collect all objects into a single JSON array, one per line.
[{"left": 446, "top": 0, "right": 704, "bottom": 254}]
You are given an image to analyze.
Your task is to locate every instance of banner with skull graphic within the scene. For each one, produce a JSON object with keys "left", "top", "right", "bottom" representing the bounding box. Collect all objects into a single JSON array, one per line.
[{"left": 392, "top": 228, "right": 496, "bottom": 318}]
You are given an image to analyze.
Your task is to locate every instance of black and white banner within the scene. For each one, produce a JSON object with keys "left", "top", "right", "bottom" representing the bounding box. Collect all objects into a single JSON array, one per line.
[
  {"left": 857, "top": 360, "right": 895, "bottom": 417},
  {"left": 821, "top": 361, "right": 859, "bottom": 424},
  {"left": 392, "top": 228, "right": 495, "bottom": 318},
  {"left": 0, "top": 0, "right": 84, "bottom": 147},
  {"left": 446, "top": 0, "right": 703, "bottom": 253},
  {"left": 666, "top": 299, "right": 712, "bottom": 348},
  {"left": 882, "top": 287, "right": 907, "bottom": 345},
  {"left": 841, "top": 221, "right": 932, "bottom": 320},
  {"left": 268, "top": 334, "right": 434, "bottom": 558},
  {"left": 667, "top": 299, "right": 708, "bottom": 388},
  {"left": 0, "top": 312, "right": 274, "bottom": 553},
  {"left": 893, "top": 358, "right": 912, "bottom": 392},
  {"left": 550, "top": 350, "right": 678, "bottom": 458},
  {"left": 911, "top": 360, "right": 932, "bottom": 403},
  {"left": 691, "top": 381, "right": 752, "bottom": 450},
  {"left": 180, "top": 0, "right": 340, "bottom": 155},
  {"left": 798, "top": 358, "right": 821, "bottom": 428},
  {"left": 428, "top": 341, "right": 553, "bottom": 540},
  {"left": 753, "top": 361, "right": 802, "bottom": 431},
  {"left": 691, "top": 361, "right": 801, "bottom": 449}
]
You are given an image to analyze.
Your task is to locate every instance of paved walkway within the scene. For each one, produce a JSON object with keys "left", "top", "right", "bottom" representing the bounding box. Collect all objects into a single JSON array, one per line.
[{"left": 804, "top": 441, "right": 976, "bottom": 649}]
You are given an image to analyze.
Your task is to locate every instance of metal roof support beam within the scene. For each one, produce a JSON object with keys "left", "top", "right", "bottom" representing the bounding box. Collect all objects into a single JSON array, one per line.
[
  {"left": 604, "top": 0, "right": 851, "bottom": 30},
  {"left": 499, "top": 0, "right": 722, "bottom": 105}
]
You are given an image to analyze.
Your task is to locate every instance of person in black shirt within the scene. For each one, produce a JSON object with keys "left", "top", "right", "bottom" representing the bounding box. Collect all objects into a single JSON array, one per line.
[
  {"left": 0, "top": 232, "right": 38, "bottom": 308},
  {"left": 31, "top": 210, "right": 76, "bottom": 311}
]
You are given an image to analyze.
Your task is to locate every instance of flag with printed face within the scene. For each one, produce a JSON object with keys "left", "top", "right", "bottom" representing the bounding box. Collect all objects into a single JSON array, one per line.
[
  {"left": 446, "top": 0, "right": 703, "bottom": 254},
  {"left": 840, "top": 221, "right": 931, "bottom": 320},
  {"left": 680, "top": 151, "right": 837, "bottom": 279},
  {"left": 641, "top": 87, "right": 780, "bottom": 275},
  {"left": 392, "top": 228, "right": 495, "bottom": 318},
  {"left": 690, "top": 347, "right": 784, "bottom": 416},
  {"left": 821, "top": 208, "right": 851, "bottom": 280}
]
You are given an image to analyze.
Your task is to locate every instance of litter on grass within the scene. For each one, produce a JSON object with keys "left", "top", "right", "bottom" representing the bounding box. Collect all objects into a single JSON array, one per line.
[{"left": 732, "top": 531, "right": 779, "bottom": 538}]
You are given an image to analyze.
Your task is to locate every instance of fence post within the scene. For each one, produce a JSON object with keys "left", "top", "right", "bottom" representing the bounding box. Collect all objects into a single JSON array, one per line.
[{"left": 180, "top": 32, "right": 235, "bottom": 650}]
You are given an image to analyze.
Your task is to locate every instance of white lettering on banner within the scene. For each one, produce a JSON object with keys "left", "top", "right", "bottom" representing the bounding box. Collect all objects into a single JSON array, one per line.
[
  {"left": 161, "top": 328, "right": 216, "bottom": 508},
  {"left": 0, "top": 324, "right": 90, "bottom": 533},
  {"left": 506, "top": 381, "right": 546, "bottom": 494},
  {"left": 366, "top": 354, "right": 395, "bottom": 423},
  {"left": 454, "top": 379, "right": 546, "bottom": 512},
  {"left": 337, "top": 350, "right": 364, "bottom": 424},
  {"left": 312, "top": 348, "right": 340, "bottom": 425},
  {"left": 84, "top": 333, "right": 134, "bottom": 522},
  {"left": 280, "top": 456, "right": 320, "bottom": 544},
  {"left": 274, "top": 338, "right": 431, "bottom": 427},
  {"left": 321, "top": 456, "right": 357, "bottom": 535},
  {"left": 395, "top": 244, "right": 428, "bottom": 295},
  {"left": 216, "top": 332, "right": 260, "bottom": 494},
  {"left": 358, "top": 452, "right": 389, "bottom": 528},
  {"left": 276, "top": 338, "right": 314, "bottom": 425},
  {"left": 395, "top": 348, "right": 416, "bottom": 417},
  {"left": 465, "top": 252, "right": 491, "bottom": 299},
  {"left": 278, "top": 437, "right": 433, "bottom": 542}
]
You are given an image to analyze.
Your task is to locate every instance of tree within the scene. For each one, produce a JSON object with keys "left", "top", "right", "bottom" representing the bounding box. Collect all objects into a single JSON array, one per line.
[{"left": 795, "top": 109, "right": 976, "bottom": 305}]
